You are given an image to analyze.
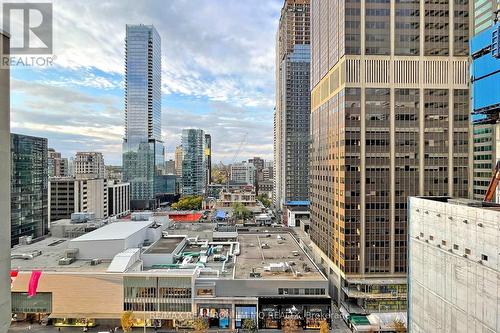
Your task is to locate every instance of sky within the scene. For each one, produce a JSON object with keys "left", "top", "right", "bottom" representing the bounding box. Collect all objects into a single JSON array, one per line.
[{"left": 8, "top": 0, "right": 282, "bottom": 165}]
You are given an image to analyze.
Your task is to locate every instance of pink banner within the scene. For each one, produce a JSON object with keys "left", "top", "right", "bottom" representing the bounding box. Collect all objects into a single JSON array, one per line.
[{"left": 27, "top": 270, "right": 42, "bottom": 297}]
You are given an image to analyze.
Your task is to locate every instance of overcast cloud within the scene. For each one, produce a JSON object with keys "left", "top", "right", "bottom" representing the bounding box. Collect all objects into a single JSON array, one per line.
[{"left": 9, "top": 0, "right": 281, "bottom": 164}]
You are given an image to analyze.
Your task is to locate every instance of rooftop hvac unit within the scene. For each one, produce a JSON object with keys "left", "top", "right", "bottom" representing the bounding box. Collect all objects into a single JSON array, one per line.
[
  {"left": 90, "top": 258, "right": 101, "bottom": 266},
  {"left": 58, "top": 257, "right": 75, "bottom": 265},
  {"left": 65, "top": 248, "right": 79, "bottom": 259}
]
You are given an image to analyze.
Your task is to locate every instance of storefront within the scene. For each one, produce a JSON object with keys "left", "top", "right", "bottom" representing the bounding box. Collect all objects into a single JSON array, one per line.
[
  {"left": 198, "top": 304, "right": 231, "bottom": 329},
  {"left": 11, "top": 292, "right": 52, "bottom": 324},
  {"left": 258, "top": 298, "right": 330, "bottom": 330},
  {"left": 235, "top": 305, "right": 257, "bottom": 329}
]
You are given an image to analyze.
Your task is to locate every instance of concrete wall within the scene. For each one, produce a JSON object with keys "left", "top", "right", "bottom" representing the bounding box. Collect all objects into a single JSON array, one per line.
[
  {"left": 0, "top": 31, "right": 10, "bottom": 333},
  {"left": 409, "top": 197, "right": 500, "bottom": 333}
]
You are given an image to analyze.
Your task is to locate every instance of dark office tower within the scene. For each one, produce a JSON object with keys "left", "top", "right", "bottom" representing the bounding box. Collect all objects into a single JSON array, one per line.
[
  {"left": 0, "top": 30, "right": 10, "bottom": 333},
  {"left": 205, "top": 133, "right": 212, "bottom": 186},
  {"left": 11, "top": 134, "right": 49, "bottom": 246},
  {"left": 309, "top": 0, "right": 471, "bottom": 315},
  {"left": 274, "top": 0, "right": 311, "bottom": 210},
  {"left": 122, "top": 24, "right": 164, "bottom": 210}
]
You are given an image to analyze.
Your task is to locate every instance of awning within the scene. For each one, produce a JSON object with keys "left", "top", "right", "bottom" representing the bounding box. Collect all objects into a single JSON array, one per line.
[
  {"left": 49, "top": 313, "right": 122, "bottom": 319},
  {"left": 215, "top": 210, "right": 226, "bottom": 219}
]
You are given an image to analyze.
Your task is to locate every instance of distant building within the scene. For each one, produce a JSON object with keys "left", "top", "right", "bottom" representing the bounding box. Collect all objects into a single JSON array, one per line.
[
  {"left": 181, "top": 129, "right": 206, "bottom": 196},
  {"left": 472, "top": 0, "right": 500, "bottom": 35},
  {"left": 216, "top": 189, "right": 257, "bottom": 209},
  {"left": 230, "top": 162, "right": 255, "bottom": 186},
  {"left": 165, "top": 159, "right": 176, "bottom": 175},
  {"left": 105, "top": 165, "right": 123, "bottom": 182},
  {"left": 11, "top": 133, "right": 49, "bottom": 246},
  {"left": 408, "top": 197, "right": 500, "bottom": 332},
  {"left": 74, "top": 152, "right": 105, "bottom": 179},
  {"left": 107, "top": 181, "right": 130, "bottom": 218},
  {"left": 258, "top": 180, "right": 274, "bottom": 199},
  {"left": 471, "top": 21, "right": 500, "bottom": 201},
  {"left": 48, "top": 148, "right": 69, "bottom": 178},
  {"left": 262, "top": 166, "right": 273, "bottom": 181},
  {"left": 49, "top": 178, "right": 109, "bottom": 221},
  {"left": 205, "top": 133, "right": 212, "bottom": 185},
  {"left": 175, "top": 145, "right": 183, "bottom": 177},
  {"left": 274, "top": 0, "right": 311, "bottom": 210},
  {"left": 0, "top": 30, "right": 9, "bottom": 333},
  {"left": 122, "top": 24, "right": 164, "bottom": 210}
]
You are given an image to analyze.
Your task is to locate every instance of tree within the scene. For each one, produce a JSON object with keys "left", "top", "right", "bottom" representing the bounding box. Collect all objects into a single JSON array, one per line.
[
  {"left": 193, "top": 317, "right": 208, "bottom": 332},
  {"left": 392, "top": 319, "right": 406, "bottom": 333},
  {"left": 241, "top": 318, "right": 257, "bottom": 333},
  {"left": 319, "top": 320, "right": 329, "bottom": 333},
  {"left": 282, "top": 317, "right": 300, "bottom": 333},
  {"left": 121, "top": 311, "right": 134, "bottom": 333},
  {"left": 171, "top": 195, "right": 202, "bottom": 210},
  {"left": 232, "top": 202, "right": 252, "bottom": 220},
  {"left": 257, "top": 194, "right": 271, "bottom": 208}
]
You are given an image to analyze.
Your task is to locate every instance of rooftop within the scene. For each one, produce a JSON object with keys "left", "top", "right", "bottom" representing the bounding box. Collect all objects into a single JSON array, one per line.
[
  {"left": 235, "top": 233, "right": 325, "bottom": 280},
  {"left": 70, "top": 221, "right": 152, "bottom": 242},
  {"left": 11, "top": 237, "right": 110, "bottom": 272},
  {"left": 145, "top": 236, "right": 185, "bottom": 254}
]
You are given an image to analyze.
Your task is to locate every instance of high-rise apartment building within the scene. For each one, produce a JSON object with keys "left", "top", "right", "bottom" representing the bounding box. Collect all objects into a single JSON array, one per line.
[
  {"left": 274, "top": 0, "right": 311, "bottom": 210},
  {"left": 408, "top": 197, "right": 499, "bottom": 333},
  {"left": 309, "top": 0, "right": 471, "bottom": 314},
  {"left": 181, "top": 129, "right": 206, "bottom": 196},
  {"left": 0, "top": 30, "right": 10, "bottom": 333},
  {"left": 11, "top": 134, "right": 49, "bottom": 246},
  {"left": 205, "top": 133, "right": 212, "bottom": 185},
  {"left": 473, "top": 0, "right": 499, "bottom": 35},
  {"left": 48, "top": 148, "right": 69, "bottom": 178},
  {"left": 175, "top": 145, "right": 183, "bottom": 177},
  {"left": 123, "top": 24, "right": 164, "bottom": 210},
  {"left": 74, "top": 151, "right": 105, "bottom": 179}
]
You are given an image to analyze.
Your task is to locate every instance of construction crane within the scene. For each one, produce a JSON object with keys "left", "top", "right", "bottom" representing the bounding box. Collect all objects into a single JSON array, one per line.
[{"left": 484, "top": 160, "right": 500, "bottom": 202}]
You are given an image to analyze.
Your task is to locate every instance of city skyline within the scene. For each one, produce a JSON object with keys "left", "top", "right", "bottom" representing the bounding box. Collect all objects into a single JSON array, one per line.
[{"left": 9, "top": 1, "right": 283, "bottom": 165}]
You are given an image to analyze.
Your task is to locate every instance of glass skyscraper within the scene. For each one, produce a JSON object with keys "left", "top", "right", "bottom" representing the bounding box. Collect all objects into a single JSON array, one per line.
[
  {"left": 181, "top": 129, "right": 206, "bottom": 196},
  {"left": 123, "top": 24, "right": 164, "bottom": 210},
  {"left": 10, "top": 133, "right": 48, "bottom": 246}
]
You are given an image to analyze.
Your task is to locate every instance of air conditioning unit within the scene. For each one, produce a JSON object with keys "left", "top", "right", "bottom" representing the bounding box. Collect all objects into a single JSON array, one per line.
[
  {"left": 90, "top": 258, "right": 101, "bottom": 266},
  {"left": 58, "top": 257, "right": 75, "bottom": 265}
]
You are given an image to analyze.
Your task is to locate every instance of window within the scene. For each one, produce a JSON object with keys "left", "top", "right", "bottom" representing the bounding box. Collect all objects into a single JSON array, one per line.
[
  {"left": 453, "top": 244, "right": 459, "bottom": 250},
  {"left": 465, "top": 248, "right": 471, "bottom": 255},
  {"left": 481, "top": 254, "right": 488, "bottom": 261},
  {"left": 196, "top": 288, "right": 214, "bottom": 297}
]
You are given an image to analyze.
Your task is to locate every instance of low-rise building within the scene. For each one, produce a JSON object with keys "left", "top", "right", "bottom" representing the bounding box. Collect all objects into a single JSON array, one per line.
[
  {"left": 11, "top": 224, "right": 330, "bottom": 330},
  {"left": 408, "top": 197, "right": 500, "bottom": 333}
]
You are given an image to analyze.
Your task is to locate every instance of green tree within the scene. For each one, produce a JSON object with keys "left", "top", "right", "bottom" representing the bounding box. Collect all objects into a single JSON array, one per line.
[
  {"left": 241, "top": 318, "right": 257, "bottom": 333},
  {"left": 257, "top": 194, "right": 271, "bottom": 208},
  {"left": 172, "top": 195, "right": 202, "bottom": 210},
  {"left": 232, "top": 202, "right": 252, "bottom": 220}
]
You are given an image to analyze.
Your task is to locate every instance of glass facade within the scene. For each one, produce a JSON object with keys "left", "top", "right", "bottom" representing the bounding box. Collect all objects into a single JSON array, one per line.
[
  {"left": 123, "top": 25, "right": 164, "bottom": 210},
  {"left": 11, "top": 134, "right": 48, "bottom": 246},
  {"left": 395, "top": 0, "right": 420, "bottom": 55},
  {"left": 181, "top": 129, "right": 206, "bottom": 196}
]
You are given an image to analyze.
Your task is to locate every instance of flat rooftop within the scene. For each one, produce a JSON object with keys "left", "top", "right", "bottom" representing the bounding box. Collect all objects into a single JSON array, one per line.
[
  {"left": 145, "top": 236, "right": 185, "bottom": 254},
  {"left": 71, "top": 221, "right": 152, "bottom": 242},
  {"left": 11, "top": 237, "right": 110, "bottom": 272},
  {"left": 235, "top": 233, "right": 325, "bottom": 280}
]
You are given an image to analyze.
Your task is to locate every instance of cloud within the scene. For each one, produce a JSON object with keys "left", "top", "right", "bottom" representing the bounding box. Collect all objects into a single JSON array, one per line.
[{"left": 10, "top": 0, "right": 281, "bottom": 164}]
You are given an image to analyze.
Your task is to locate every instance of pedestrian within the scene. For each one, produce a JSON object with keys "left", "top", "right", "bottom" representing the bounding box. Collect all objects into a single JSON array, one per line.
[
  {"left": 28, "top": 325, "right": 31, "bottom": 331},
  {"left": 58, "top": 328, "right": 61, "bottom": 332}
]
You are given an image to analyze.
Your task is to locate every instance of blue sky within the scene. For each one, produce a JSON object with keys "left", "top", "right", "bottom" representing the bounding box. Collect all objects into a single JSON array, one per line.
[{"left": 9, "top": 0, "right": 282, "bottom": 165}]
